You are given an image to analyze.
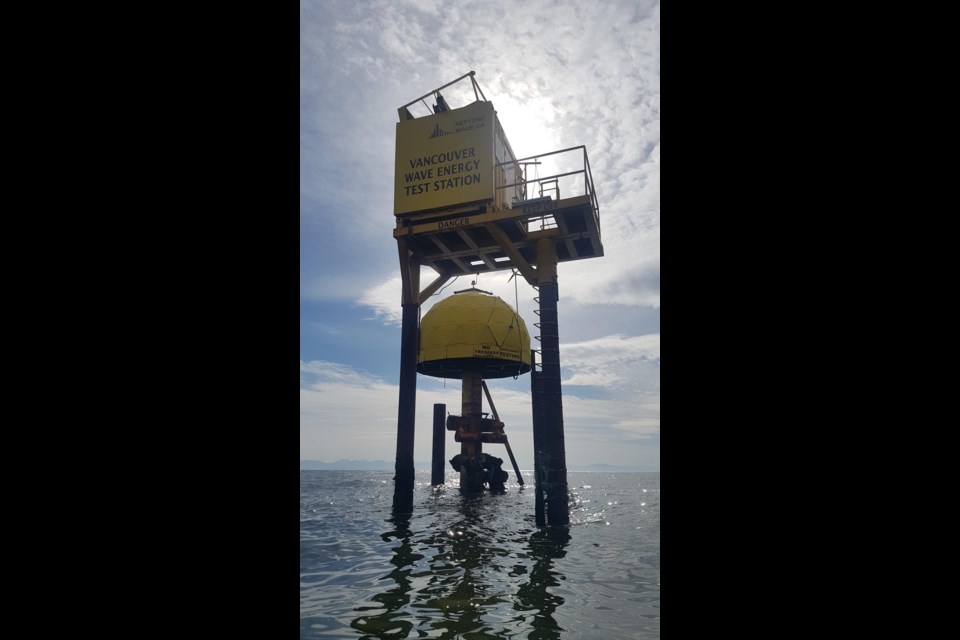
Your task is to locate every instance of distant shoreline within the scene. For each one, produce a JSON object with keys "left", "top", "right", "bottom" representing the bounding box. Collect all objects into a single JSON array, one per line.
[{"left": 300, "top": 460, "right": 659, "bottom": 473}]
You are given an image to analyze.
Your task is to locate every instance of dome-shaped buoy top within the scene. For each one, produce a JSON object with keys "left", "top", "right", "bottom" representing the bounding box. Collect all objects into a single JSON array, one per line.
[{"left": 418, "top": 290, "right": 531, "bottom": 379}]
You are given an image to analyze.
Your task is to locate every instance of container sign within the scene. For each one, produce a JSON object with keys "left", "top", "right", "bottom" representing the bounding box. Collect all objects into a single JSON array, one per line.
[{"left": 394, "top": 100, "right": 494, "bottom": 215}]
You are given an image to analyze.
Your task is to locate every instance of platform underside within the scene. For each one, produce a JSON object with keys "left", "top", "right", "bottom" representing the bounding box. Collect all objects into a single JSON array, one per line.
[{"left": 394, "top": 196, "right": 603, "bottom": 282}]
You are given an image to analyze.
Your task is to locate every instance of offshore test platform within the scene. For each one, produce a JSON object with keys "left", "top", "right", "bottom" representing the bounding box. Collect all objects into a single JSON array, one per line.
[{"left": 391, "top": 72, "right": 603, "bottom": 527}]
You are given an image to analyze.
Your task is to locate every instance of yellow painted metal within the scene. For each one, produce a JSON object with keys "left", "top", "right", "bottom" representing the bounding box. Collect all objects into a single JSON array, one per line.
[
  {"left": 417, "top": 290, "right": 531, "bottom": 379},
  {"left": 395, "top": 101, "right": 495, "bottom": 215}
]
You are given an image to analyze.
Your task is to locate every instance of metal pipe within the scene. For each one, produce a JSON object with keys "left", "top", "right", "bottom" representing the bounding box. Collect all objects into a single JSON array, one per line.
[
  {"left": 536, "top": 237, "right": 569, "bottom": 527},
  {"left": 495, "top": 168, "right": 589, "bottom": 192},
  {"left": 399, "top": 71, "right": 477, "bottom": 111},
  {"left": 392, "top": 302, "right": 419, "bottom": 514},
  {"left": 482, "top": 381, "right": 524, "bottom": 484},
  {"left": 460, "top": 368, "right": 485, "bottom": 492},
  {"left": 531, "top": 349, "right": 545, "bottom": 527},
  {"left": 432, "top": 403, "right": 446, "bottom": 486},
  {"left": 503, "top": 145, "right": 588, "bottom": 165}
]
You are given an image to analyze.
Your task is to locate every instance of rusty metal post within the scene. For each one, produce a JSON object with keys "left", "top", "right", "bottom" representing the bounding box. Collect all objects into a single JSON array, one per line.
[
  {"left": 460, "top": 368, "right": 485, "bottom": 492},
  {"left": 481, "top": 380, "right": 523, "bottom": 484},
  {"left": 432, "top": 403, "right": 446, "bottom": 486}
]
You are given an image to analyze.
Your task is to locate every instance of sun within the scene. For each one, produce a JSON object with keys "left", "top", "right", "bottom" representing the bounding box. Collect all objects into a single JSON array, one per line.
[{"left": 494, "top": 93, "right": 560, "bottom": 164}]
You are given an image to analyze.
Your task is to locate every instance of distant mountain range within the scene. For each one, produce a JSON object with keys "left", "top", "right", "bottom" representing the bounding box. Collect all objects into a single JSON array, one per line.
[
  {"left": 300, "top": 459, "right": 399, "bottom": 471},
  {"left": 299, "top": 459, "right": 657, "bottom": 472}
]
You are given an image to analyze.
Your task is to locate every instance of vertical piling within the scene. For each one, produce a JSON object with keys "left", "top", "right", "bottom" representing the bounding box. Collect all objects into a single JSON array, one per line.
[
  {"left": 432, "top": 403, "right": 446, "bottom": 486},
  {"left": 536, "top": 236, "right": 570, "bottom": 527},
  {"left": 531, "top": 349, "right": 546, "bottom": 528},
  {"left": 460, "top": 368, "right": 485, "bottom": 492},
  {"left": 392, "top": 302, "right": 419, "bottom": 514},
  {"left": 393, "top": 241, "right": 420, "bottom": 515}
]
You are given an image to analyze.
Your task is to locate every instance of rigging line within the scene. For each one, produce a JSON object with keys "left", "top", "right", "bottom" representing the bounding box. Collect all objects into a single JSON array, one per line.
[{"left": 434, "top": 275, "right": 460, "bottom": 296}]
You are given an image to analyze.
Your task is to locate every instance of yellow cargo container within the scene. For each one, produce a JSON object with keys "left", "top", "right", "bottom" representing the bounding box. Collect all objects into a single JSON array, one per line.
[{"left": 395, "top": 81, "right": 523, "bottom": 216}]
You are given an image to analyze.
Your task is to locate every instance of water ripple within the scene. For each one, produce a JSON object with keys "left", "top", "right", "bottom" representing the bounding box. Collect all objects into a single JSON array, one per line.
[{"left": 300, "top": 470, "right": 660, "bottom": 639}]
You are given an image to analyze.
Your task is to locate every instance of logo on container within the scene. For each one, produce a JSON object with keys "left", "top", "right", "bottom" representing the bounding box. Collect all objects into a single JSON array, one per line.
[{"left": 428, "top": 123, "right": 452, "bottom": 139}]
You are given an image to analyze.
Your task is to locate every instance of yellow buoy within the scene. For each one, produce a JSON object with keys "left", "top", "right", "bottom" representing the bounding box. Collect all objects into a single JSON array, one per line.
[{"left": 418, "top": 290, "right": 531, "bottom": 379}]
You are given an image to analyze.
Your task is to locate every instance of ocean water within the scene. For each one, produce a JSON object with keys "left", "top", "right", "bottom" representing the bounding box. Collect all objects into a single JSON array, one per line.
[{"left": 300, "top": 469, "right": 660, "bottom": 639}]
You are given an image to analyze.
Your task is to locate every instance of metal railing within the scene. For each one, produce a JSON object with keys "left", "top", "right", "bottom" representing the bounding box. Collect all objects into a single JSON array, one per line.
[
  {"left": 495, "top": 145, "right": 600, "bottom": 238},
  {"left": 397, "top": 71, "right": 487, "bottom": 120}
]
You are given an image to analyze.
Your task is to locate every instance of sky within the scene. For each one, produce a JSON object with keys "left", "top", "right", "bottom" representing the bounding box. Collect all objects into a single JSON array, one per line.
[{"left": 300, "top": 0, "right": 660, "bottom": 471}]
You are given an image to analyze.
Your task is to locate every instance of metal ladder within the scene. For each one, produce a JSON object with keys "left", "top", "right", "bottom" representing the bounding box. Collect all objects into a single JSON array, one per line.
[{"left": 539, "top": 178, "right": 559, "bottom": 200}]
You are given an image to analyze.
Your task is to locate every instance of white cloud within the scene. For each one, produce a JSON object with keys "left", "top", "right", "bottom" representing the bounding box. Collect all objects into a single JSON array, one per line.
[
  {"left": 562, "top": 391, "right": 660, "bottom": 440},
  {"left": 561, "top": 333, "right": 660, "bottom": 388},
  {"left": 357, "top": 275, "right": 405, "bottom": 325},
  {"left": 301, "top": 358, "right": 659, "bottom": 469},
  {"left": 564, "top": 333, "right": 660, "bottom": 364},
  {"left": 301, "top": 0, "right": 660, "bottom": 313}
]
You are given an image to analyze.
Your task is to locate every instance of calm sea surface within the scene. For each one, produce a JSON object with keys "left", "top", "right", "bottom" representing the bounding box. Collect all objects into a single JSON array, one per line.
[{"left": 300, "top": 470, "right": 660, "bottom": 639}]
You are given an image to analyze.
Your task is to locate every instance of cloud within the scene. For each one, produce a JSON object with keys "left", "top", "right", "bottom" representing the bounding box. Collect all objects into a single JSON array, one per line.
[
  {"left": 300, "top": 360, "right": 404, "bottom": 458},
  {"left": 562, "top": 392, "right": 661, "bottom": 441},
  {"left": 301, "top": 0, "right": 660, "bottom": 314},
  {"left": 561, "top": 333, "right": 660, "bottom": 388},
  {"left": 301, "top": 359, "right": 659, "bottom": 469},
  {"left": 300, "top": 359, "right": 386, "bottom": 388},
  {"left": 357, "top": 276, "right": 405, "bottom": 325},
  {"left": 300, "top": 0, "right": 660, "bottom": 470}
]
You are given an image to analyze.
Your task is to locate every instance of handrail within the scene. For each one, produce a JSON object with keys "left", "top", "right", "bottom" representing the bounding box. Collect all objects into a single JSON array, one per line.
[
  {"left": 501, "top": 145, "right": 589, "bottom": 165},
  {"left": 494, "top": 145, "right": 601, "bottom": 243},
  {"left": 398, "top": 71, "right": 485, "bottom": 111},
  {"left": 497, "top": 169, "right": 589, "bottom": 191}
]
